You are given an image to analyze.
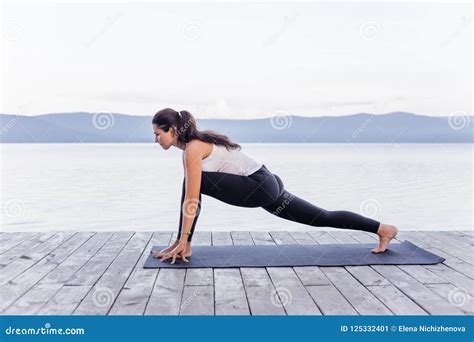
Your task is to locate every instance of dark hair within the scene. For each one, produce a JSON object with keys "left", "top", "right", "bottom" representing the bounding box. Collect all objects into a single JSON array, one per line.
[{"left": 152, "top": 108, "right": 241, "bottom": 150}]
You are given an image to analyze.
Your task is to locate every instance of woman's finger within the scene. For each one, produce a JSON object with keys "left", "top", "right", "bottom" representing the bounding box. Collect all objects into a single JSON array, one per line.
[{"left": 160, "top": 252, "right": 171, "bottom": 262}]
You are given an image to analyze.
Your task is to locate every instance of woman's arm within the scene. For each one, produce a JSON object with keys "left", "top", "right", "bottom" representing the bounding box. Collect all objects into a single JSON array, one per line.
[{"left": 179, "top": 142, "right": 203, "bottom": 244}]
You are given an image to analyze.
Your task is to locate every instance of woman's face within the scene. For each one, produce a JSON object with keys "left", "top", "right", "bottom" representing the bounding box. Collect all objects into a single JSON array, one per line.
[{"left": 152, "top": 124, "right": 176, "bottom": 150}]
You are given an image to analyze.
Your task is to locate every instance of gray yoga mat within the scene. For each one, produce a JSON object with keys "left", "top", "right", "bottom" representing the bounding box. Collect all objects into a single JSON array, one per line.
[{"left": 143, "top": 240, "right": 445, "bottom": 268}]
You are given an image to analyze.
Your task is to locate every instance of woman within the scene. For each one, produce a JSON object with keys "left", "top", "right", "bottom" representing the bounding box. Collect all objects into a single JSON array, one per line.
[{"left": 152, "top": 108, "right": 398, "bottom": 264}]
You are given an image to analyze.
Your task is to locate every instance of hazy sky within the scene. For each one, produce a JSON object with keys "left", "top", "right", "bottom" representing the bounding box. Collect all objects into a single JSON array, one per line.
[{"left": 1, "top": 1, "right": 472, "bottom": 119}]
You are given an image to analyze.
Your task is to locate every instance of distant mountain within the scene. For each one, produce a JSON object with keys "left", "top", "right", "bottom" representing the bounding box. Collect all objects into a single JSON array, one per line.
[{"left": 0, "top": 111, "right": 472, "bottom": 143}]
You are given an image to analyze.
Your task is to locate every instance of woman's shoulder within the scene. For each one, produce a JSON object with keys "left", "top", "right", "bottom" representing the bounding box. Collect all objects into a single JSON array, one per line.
[{"left": 184, "top": 140, "right": 213, "bottom": 159}]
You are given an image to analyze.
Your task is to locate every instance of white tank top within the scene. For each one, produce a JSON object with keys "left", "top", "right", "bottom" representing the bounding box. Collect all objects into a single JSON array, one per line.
[{"left": 184, "top": 144, "right": 263, "bottom": 176}]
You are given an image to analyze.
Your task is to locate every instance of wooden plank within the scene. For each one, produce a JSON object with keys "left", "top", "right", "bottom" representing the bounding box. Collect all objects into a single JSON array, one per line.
[
  {"left": 109, "top": 232, "right": 172, "bottom": 315},
  {"left": 372, "top": 265, "right": 465, "bottom": 315},
  {"left": 288, "top": 231, "right": 315, "bottom": 245},
  {"left": 402, "top": 231, "right": 473, "bottom": 265},
  {"left": 398, "top": 231, "right": 474, "bottom": 279},
  {"left": 250, "top": 231, "right": 275, "bottom": 245},
  {"left": 405, "top": 232, "right": 474, "bottom": 294},
  {"left": 145, "top": 268, "right": 186, "bottom": 315},
  {"left": 3, "top": 284, "right": 63, "bottom": 315},
  {"left": 38, "top": 285, "right": 92, "bottom": 315},
  {"left": 73, "top": 232, "right": 152, "bottom": 315},
  {"left": 366, "top": 285, "right": 428, "bottom": 315},
  {"left": 231, "top": 231, "right": 254, "bottom": 245},
  {"left": 321, "top": 267, "right": 392, "bottom": 315},
  {"left": 66, "top": 231, "right": 134, "bottom": 286},
  {"left": 266, "top": 231, "right": 321, "bottom": 315},
  {"left": 180, "top": 230, "right": 214, "bottom": 315},
  {"left": 0, "top": 232, "right": 93, "bottom": 312},
  {"left": 426, "top": 283, "right": 474, "bottom": 315},
  {"left": 328, "top": 231, "right": 359, "bottom": 244},
  {"left": 0, "top": 232, "right": 76, "bottom": 285},
  {"left": 343, "top": 233, "right": 428, "bottom": 315},
  {"left": 292, "top": 233, "right": 357, "bottom": 315},
  {"left": 0, "top": 232, "right": 39, "bottom": 254},
  {"left": 306, "top": 285, "right": 358, "bottom": 315},
  {"left": 397, "top": 265, "right": 450, "bottom": 285},
  {"left": 313, "top": 231, "right": 394, "bottom": 315},
  {"left": 422, "top": 263, "right": 474, "bottom": 297},
  {"left": 269, "top": 231, "right": 297, "bottom": 245},
  {"left": 211, "top": 231, "right": 233, "bottom": 245},
  {"left": 179, "top": 285, "right": 214, "bottom": 315},
  {"left": 0, "top": 232, "right": 55, "bottom": 266},
  {"left": 39, "top": 232, "right": 113, "bottom": 285},
  {"left": 145, "top": 232, "right": 185, "bottom": 315},
  {"left": 435, "top": 231, "right": 473, "bottom": 250},
  {"left": 214, "top": 268, "right": 250, "bottom": 315},
  {"left": 443, "top": 231, "right": 474, "bottom": 246},
  {"left": 240, "top": 231, "right": 285, "bottom": 315},
  {"left": 190, "top": 231, "right": 212, "bottom": 246},
  {"left": 307, "top": 231, "right": 338, "bottom": 244}
]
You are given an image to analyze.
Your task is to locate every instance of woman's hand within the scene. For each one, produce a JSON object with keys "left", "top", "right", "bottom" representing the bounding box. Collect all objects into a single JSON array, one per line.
[
  {"left": 159, "top": 240, "right": 189, "bottom": 264},
  {"left": 151, "top": 239, "right": 179, "bottom": 259}
]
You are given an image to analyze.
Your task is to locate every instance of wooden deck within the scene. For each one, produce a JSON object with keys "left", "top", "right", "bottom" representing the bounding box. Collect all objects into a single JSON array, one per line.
[{"left": 0, "top": 230, "right": 472, "bottom": 315}]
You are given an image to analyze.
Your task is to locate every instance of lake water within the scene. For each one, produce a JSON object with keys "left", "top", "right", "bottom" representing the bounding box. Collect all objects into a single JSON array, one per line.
[{"left": 1, "top": 143, "right": 472, "bottom": 233}]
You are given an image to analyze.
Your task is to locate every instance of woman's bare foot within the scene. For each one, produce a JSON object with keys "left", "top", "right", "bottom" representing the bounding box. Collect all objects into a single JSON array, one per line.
[
  {"left": 371, "top": 224, "right": 398, "bottom": 253},
  {"left": 152, "top": 239, "right": 179, "bottom": 258}
]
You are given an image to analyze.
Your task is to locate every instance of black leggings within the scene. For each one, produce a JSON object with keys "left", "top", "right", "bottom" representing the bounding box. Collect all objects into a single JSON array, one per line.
[{"left": 177, "top": 164, "right": 381, "bottom": 241}]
